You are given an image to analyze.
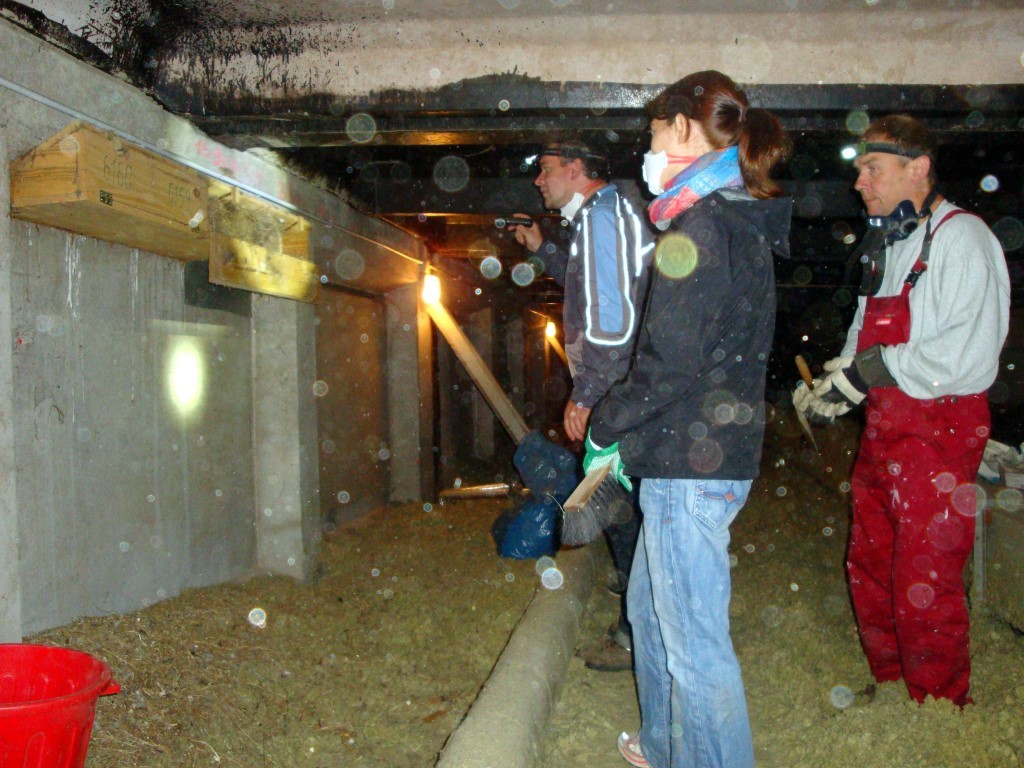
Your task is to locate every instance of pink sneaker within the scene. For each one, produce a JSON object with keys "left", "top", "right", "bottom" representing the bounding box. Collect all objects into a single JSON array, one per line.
[{"left": 617, "top": 731, "right": 649, "bottom": 768}]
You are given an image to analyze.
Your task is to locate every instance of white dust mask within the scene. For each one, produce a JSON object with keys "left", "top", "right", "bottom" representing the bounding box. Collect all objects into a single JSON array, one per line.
[
  {"left": 560, "top": 192, "right": 586, "bottom": 220},
  {"left": 642, "top": 151, "right": 669, "bottom": 196}
]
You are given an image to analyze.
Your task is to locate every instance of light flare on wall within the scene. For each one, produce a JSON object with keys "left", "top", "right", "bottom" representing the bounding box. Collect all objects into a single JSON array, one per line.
[{"left": 166, "top": 335, "right": 206, "bottom": 418}]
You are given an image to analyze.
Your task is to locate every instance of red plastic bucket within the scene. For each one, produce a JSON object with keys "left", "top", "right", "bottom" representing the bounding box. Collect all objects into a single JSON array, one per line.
[{"left": 0, "top": 644, "right": 120, "bottom": 767}]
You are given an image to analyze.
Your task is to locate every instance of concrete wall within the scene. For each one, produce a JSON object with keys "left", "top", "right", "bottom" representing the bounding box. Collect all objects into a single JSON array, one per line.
[
  {"left": 385, "top": 282, "right": 436, "bottom": 505},
  {"left": 253, "top": 293, "right": 321, "bottom": 581},
  {"left": 0, "top": 18, "right": 431, "bottom": 638},
  {"left": 316, "top": 288, "right": 390, "bottom": 525},
  {"left": 0, "top": 133, "right": 20, "bottom": 642},
  {"left": 10, "top": 226, "right": 257, "bottom": 633},
  {"left": 468, "top": 307, "right": 497, "bottom": 462}
]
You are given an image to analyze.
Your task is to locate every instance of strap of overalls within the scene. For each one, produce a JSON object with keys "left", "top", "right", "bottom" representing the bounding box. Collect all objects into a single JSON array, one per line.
[{"left": 901, "top": 209, "right": 976, "bottom": 294}]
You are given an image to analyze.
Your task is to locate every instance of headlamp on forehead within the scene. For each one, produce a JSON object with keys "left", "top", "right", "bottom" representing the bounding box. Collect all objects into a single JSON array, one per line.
[{"left": 841, "top": 141, "right": 927, "bottom": 161}]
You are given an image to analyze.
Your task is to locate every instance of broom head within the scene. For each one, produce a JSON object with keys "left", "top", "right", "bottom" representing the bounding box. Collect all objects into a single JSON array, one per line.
[{"left": 560, "top": 465, "right": 634, "bottom": 546}]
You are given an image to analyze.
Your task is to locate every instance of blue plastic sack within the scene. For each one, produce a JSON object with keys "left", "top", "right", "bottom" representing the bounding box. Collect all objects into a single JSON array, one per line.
[
  {"left": 512, "top": 430, "right": 580, "bottom": 500},
  {"left": 491, "top": 495, "right": 560, "bottom": 559},
  {"left": 491, "top": 430, "right": 582, "bottom": 559}
]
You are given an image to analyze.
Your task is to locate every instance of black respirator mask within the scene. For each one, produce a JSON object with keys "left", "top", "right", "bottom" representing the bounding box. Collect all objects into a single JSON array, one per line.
[
  {"left": 866, "top": 198, "right": 927, "bottom": 244},
  {"left": 854, "top": 189, "right": 938, "bottom": 296}
]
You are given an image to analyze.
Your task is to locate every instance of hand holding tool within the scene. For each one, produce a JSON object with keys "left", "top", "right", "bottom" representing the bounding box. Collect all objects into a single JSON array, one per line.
[
  {"left": 560, "top": 431, "right": 634, "bottom": 547},
  {"left": 496, "top": 216, "right": 534, "bottom": 228}
]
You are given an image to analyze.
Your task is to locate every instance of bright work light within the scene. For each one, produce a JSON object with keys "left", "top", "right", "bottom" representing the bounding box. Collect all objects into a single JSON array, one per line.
[{"left": 422, "top": 274, "right": 441, "bottom": 305}]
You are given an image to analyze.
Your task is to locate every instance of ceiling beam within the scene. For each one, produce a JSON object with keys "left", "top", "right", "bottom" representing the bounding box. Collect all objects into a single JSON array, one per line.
[
  {"left": 337, "top": 178, "right": 863, "bottom": 219},
  {"left": 184, "top": 81, "right": 1024, "bottom": 149},
  {"left": 179, "top": 78, "right": 1024, "bottom": 117}
]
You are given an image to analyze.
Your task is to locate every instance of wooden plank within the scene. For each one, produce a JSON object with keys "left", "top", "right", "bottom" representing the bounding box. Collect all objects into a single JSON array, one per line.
[
  {"left": 563, "top": 463, "right": 611, "bottom": 511},
  {"left": 425, "top": 300, "right": 530, "bottom": 444},
  {"left": 208, "top": 178, "right": 311, "bottom": 259},
  {"left": 10, "top": 121, "right": 209, "bottom": 261},
  {"left": 548, "top": 335, "right": 569, "bottom": 367},
  {"left": 209, "top": 233, "right": 319, "bottom": 303}
]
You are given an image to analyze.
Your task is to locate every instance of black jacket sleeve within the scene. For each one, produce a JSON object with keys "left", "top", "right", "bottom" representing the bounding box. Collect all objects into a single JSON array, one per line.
[{"left": 590, "top": 205, "right": 737, "bottom": 445}]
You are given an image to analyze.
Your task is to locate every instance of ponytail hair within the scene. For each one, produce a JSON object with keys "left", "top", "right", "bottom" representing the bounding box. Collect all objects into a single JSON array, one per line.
[{"left": 647, "top": 70, "right": 792, "bottom": 199}]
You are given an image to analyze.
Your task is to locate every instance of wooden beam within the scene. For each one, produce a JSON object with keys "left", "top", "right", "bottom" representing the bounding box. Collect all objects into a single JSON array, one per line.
[
  {"left": 425, "top": 300, "right": 530, "bottom": 445},
  {"left": 547, "top": 335, "right": 569, "bottom": 367}
]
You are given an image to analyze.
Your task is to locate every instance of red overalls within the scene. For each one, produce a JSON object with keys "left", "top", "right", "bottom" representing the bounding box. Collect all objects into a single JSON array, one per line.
[{"left": 846, "top": 212, "right": 989, "bottom": 707}]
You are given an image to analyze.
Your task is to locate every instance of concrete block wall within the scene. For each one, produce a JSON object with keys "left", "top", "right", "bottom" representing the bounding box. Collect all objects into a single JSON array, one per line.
[{"left": 315, "top": 288, "right": 391, "bottom": 525}]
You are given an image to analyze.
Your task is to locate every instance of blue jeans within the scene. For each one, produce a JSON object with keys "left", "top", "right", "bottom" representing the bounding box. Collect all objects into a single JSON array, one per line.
[{"left": 627, "top": 478, "right": 754, "bottom": 768}]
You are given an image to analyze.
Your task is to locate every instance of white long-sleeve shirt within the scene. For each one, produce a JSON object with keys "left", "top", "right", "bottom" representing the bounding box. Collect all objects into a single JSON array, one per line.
[{"left": 840, "top": 199, "right": 1010, "bottom": 399}]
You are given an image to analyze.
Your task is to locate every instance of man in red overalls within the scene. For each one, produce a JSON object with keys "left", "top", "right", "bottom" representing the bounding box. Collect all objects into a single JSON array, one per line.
[{"left": 793, "top": 115, "right": 1010, "bottom": 706}]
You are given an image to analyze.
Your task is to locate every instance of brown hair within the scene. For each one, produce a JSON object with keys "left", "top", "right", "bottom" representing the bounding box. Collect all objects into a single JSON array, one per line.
[
  {"left": 863, "top": 114, "right": 938, "bottom": 186},
  {"left": 646, "top": 70, "right": 791, "bottom": 199}
]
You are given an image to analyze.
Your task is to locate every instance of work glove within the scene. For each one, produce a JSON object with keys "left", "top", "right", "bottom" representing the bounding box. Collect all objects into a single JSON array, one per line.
[
  {"left": 793, "top": 356, "right": 861, "bottom": 425},
  {"left": 792, "top": 347, "right": 895, "bottom": 426},
  {"left": 793, "top": 380, "right": 853, "bottom": 426},
  {"left": 583, "top": 430, "right": 633, "bottom": 492}
]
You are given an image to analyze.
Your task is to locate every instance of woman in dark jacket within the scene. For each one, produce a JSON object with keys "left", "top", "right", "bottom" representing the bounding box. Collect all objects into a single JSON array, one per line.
[{"left": 584, "top": 71, "right": 792, "bottom": 768}]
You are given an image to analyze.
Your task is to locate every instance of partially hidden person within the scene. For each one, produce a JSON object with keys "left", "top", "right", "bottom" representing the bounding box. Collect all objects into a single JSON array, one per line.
[{"left": 510, "top": 136, "right": 655, "bottom": 672}]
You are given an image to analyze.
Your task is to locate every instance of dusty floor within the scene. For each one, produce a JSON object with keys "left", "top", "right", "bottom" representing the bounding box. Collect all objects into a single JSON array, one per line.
[
  {"left": 33, "top": 498, "right": 540, "bottom": 767},
  {"left": 550, "top": 416, "right": 1024, "bottom": 768},
  {"left": 31, "top": 414, "right": 1024, "bottom": 768}
]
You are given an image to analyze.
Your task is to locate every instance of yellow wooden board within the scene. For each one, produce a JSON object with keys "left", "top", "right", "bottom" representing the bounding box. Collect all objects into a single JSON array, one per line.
[
  {"left": 207, "top": 179, "right": 311, "bottom": 259},
  {"left": 10, "top": 121, "right": 209, "bottom": 261},
  {"left": 11, "top": 121, "right": 321, "bottom": 302},
  {"left": 209, "top": 233, "right": 319, "bottom": 303}
]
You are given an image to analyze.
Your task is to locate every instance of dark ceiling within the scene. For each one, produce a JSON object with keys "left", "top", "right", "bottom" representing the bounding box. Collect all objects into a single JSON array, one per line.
[
  {"left": 184, "top": 78, "right": 1024, "bottom": 305},
  {"left": 4, "top": 0, "right": 1023, "bottom": 315}
]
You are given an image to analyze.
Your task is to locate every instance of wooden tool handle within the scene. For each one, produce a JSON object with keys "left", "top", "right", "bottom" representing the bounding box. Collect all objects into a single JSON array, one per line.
[
  {"left": 795, "top": 355, "right": 814, "bottom": 389},
  {"left": 564, "top": 463, "right": 612, "bottom": 511},
  {"left": 426, "top": 301, "right": 531, "bottom": 444}
]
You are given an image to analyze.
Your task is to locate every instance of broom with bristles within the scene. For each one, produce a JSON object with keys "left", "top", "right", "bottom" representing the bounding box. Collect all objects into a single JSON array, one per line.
[{"left": 560, "top": 462, "right": 635, "bottom": 547}]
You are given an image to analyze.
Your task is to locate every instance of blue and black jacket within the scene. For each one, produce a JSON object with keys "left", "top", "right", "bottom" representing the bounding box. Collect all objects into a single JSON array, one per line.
[{"left": 535, "top": 183, "right": 655, "bottom": 408}]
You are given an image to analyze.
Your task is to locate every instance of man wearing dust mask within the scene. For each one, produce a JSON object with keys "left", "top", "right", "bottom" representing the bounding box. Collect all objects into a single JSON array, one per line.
[{"left": 510, "top": 137, "right": 654, "bottom": 671}]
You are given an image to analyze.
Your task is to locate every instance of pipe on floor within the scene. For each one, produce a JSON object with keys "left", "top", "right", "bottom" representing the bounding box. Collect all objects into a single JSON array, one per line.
[
  {"left": 435, "top": 543, "right": 598, "bottom": 768},
  {"left": 439, "top": 483, "right": 512, "bottom": 500},
  {"left": 439, "top": 481, "right": 530, "bottom": 502}
]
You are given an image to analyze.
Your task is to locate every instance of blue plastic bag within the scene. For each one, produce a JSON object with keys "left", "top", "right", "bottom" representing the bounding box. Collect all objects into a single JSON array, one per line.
[
  {"left": 491, "top": 495, "right": 560, "bottom": 559},
  {"left": 491, "top": 430, "right": 581, "bottom": 559},
  {"left": 512, "top": 430, "right": 580, "bottom": 499}
]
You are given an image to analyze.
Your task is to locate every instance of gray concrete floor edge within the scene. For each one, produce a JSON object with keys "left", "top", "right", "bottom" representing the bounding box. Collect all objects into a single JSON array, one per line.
[{"left": 435, "top": 543, "right": 599, "bottom": 768}]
